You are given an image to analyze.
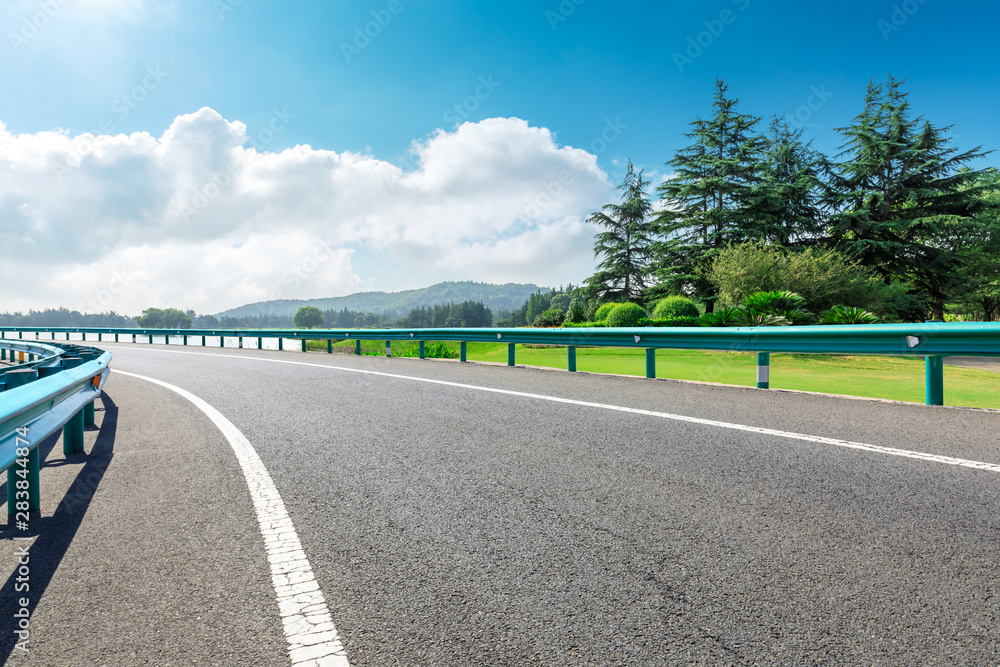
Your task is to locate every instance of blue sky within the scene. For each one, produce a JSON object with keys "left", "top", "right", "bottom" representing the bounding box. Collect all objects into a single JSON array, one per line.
[{"left": 0, "top": 0, "right": 997, "bottom": 314}]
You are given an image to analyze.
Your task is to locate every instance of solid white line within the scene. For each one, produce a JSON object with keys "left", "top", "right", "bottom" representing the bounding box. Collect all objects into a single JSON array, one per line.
[
  {"left": 108, "top": 346, "right": 1000, "bottom": 475},
  {"left": 112, "top": 369, "right": 349, "bottom": 667}
]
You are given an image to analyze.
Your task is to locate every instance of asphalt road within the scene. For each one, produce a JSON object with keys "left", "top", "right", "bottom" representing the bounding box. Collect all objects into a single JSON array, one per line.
[{"left": 3, "top": 342, "right": 1000, "bottom": 666}]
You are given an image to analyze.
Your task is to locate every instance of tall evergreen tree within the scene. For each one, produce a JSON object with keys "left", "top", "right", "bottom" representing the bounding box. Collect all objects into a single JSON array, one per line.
[
  {"left": 585, "top": 160, "right": 656, "bottom": 303},
  {"left": 652, "top": 79, "right": 767, "bottom": 310},
  {"left": 749, "top": 117, "right": 826, "bottom": 246},
  {"left": 826, "top": 76, "right": 994, "bottom": 319}
]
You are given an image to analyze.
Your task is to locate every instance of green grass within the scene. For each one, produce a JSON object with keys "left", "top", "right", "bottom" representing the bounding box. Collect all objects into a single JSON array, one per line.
[{"left": 323, "top": 339, "right": 1000, "bottom": 409}]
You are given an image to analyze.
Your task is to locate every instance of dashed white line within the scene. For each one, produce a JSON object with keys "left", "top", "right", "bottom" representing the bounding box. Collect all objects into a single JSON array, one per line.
[
  {"left": 112, "top": 369, "right": 349, "bottom": 667},
  {"left": 109, "top": 346, "right": 1000, "bottom": 475}
]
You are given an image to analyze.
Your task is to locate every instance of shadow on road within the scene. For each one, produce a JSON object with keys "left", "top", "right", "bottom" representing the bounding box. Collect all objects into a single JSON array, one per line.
[{"left": 0, "top": 391, "right": 118, "bottom": 661}]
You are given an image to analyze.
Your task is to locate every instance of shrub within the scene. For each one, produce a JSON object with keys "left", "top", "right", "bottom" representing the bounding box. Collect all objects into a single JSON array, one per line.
[
  {"left": 641, "top": 316, "right": 700, "bottom": 327},
  {"left": 699, "top": 306, "right": 744, "bottom": 327},
  {"left": 741, "top": 291, "right": 813, "bottom": 325},
  {"left": 593, "top": 302, "right": 621, "bottom": 322},
  {"left": 563, "top": 321, "right": 607, "bottom": 328},
  {"left": 564, "top": 299, "right": 587, "bottom": 324},
  {"left": 742, "top": 290, "right": 807, "bottom": 312},
  {"left": 708, "top": 242, "right": 901, "bottom": 316},
  {"left": 820, "top": 305, "right": 880, "bottom": 325},
  {"left": 605, "top": 302, "right": 648, "bottom": 327},
  {"left": 533, "top": 309, "right": 565, "bottom": 327},
  {"left": 737, "top": 309, "right": 790, "bottom": 327},
  {"left": 652, "top": 295, "right": 700, "bottom": 320}
]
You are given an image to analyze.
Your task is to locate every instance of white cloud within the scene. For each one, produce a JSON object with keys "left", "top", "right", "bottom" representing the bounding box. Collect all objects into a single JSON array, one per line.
[{"left": 0, "top": 109, "right": 612, "bottom": 314}]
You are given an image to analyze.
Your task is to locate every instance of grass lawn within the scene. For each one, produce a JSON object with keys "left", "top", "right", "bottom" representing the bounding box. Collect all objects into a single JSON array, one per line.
[{"left": 322, "top": 339, "right": 1000, "bottom": 410}]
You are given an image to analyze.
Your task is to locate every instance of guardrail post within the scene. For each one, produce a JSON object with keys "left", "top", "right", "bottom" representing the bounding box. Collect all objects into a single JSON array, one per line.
[
  {"left": 385, "top": 340, "right": 391, "bottom": 358},
  {"left": 327, "top": 339, "right": 333, "bottom": 354},
  {"left": 239, "top": 336, "right": 244, "bottom": 349},
  {"left": 114, "top": 333, "right": 119, "bottom": 342},
  {"left": 60, "top": 358, "right": 87, "bottom": 453},
  {"left": 220, "top": 335, "right": 225, "bottom": 348},
  {"left": 460, "top": 342, "right": 467, "bottom": 363},
  {"left": 568, "top": 345, "right": 576, "bottom": 372},
  {"left": 183, "top": 334, "right": 188, "bottom": 346},
  {"left": 645, "top": 349, "right": 656, "bottom": 378},
  {"left": 6, "top": 369, "right": 41, "bottom": 516},
  {"left": 301, "top": 339, "right": 307, "bottom": 353},
  {"left": 256, "top": 337, "right": 261, "bottom": 350},
  {"left": 756, "top": 353, "right": 770, "bottom": 389},
  {"left": 355, "top": 340, "right": 361, "bottom": 355},
  {"left": 507, "top": 343, "right": 515, "bottom": 367},
  {"left": 278, "top": 338, "right": 284, "bottom": 351},
  {"left": 926, "top": 356, "right": 944, "bottom": 406}
]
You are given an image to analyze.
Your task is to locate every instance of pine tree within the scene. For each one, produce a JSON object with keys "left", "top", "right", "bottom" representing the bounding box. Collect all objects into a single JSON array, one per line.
[
  {"left": 826, "top": 76, "right": 994, "bottom": 319},
  {"left": 748, "top": 117, "right": 825, "bottom": 246},
  {"left": 652, "top": 79, "right": 767, "bottom": 310},
  {"left": 585, "top": 160, "right": 656, "bottom": 303}
]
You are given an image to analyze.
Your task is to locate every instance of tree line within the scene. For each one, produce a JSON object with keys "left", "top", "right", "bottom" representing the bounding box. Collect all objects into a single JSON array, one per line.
[{"left": 583, "top": 76, "right": 999, "bottom": 322}]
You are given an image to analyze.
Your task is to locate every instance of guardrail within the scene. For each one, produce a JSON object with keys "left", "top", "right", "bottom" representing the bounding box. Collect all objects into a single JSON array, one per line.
[
  {"left": 2, "top": 338, "right": 111, "bottom": 521},
  {"left": 3, "top": 322, "right": 999, "bottom": 407}
]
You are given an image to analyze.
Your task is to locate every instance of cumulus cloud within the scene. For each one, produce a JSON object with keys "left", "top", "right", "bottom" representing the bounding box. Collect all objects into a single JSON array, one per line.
[{"left": 0, "top": 109, "right": 611, "bottom": 314}]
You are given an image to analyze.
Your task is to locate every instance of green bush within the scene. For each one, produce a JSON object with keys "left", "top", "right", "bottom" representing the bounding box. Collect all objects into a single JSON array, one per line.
[
  {"left": 741, "top": 291, "right": 814, "bottom": 325},
  {"left": 742, "top": 290, "right": 807, "bottom": 312},
  {"left": 593, "top": 302, "right": 621, "bottom": 322},
  {"left": 562, "top": 321, "right": 608, "bottom": 328},
  {"left": 606, "top": 302, "right": 648, "bottom": 327},
  {"left": 820, "top": 305, "right": 880, "bottom": 325},
  {"left": 738, "top": 309, "right": 790, "bottom": 327},
  {"left": 641, "top": 316, "right": 700, "bottom": 327},
  {"left": 699, "top": 307, "right": 744, "bottom": 327},
  {"left": 533, "top": 309, "right": 565, "bottom": 327},
  {"left": 708, "top": 242, "right": 902, "bottom": 317},
  {"left": 652, "top": 296, "right": 700, "bottom": 319},
  {"left": 564, "top": 298, "right": 587, "bottom": 324},
  {"left": 701, "top": 305, "right": 791, "bottom": 327}
]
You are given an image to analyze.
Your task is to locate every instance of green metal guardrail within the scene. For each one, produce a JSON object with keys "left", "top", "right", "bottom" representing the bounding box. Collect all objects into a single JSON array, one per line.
[
  {"left": 3, "top": 322, "right": 999, "bottom": 407},
  {"left": 1, "top": 339, "right": 111, "bottom": 520}
]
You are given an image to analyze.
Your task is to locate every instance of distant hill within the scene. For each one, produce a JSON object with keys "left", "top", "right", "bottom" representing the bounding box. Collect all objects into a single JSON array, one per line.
[{"left": 215, "top": 281, "right": 550, "bottom": 318}]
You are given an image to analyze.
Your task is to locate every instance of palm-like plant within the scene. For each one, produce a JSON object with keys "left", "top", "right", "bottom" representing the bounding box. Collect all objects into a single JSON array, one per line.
[
  {"left": 737, "top": 308, "right": 790, "bottom": 327},
  {"left": 699, "top": 306, "right": 745, "bottom": 327},
  {"left": 820, "top": 305, "right": 879, "bottom": 325},
  {"left": 742, "top": 290, "right": 813, "bottom": 324}
]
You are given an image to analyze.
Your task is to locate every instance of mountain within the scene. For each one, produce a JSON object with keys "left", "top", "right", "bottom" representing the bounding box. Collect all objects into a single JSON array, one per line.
[{"left": 214, "top": 281, "right": 550, "bottom": 318}]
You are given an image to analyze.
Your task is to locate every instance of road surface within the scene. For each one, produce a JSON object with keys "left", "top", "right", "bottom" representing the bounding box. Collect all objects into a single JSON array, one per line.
[{"left": 2, "top": 342, "right": 999, "bottom": 665}]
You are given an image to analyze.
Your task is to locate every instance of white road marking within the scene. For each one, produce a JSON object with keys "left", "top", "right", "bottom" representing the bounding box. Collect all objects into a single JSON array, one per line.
[
  {"left": 108, "top": 346, "right": 1000, "bottom": 475},
  {"left": 112, "top": 369, "right": 349, "bottom": 667}
]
